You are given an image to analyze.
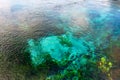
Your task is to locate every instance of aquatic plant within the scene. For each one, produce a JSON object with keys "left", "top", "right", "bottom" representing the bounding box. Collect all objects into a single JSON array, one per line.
[
  {"left": 24, "top": 13, "right": 117, "bottom": 79},
  {"left": 98, "top": 57, "right": 113, "bottom": 80},
  {"left": 26, "top": 33, "right": 95, "bottom": 65},
  {"left": 24, "top": 29, "right": 116, "bottom": 80}
]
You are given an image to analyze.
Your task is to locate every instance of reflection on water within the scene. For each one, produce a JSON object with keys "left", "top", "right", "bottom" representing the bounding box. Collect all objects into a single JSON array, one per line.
[{"left": 0, "top": 0, "right": 120, "bottom": 80}]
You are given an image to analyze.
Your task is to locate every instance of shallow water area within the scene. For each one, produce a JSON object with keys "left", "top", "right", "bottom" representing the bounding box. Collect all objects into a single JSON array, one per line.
[{"left": 0, "top": 0, "right": 120, "bottom": 80}]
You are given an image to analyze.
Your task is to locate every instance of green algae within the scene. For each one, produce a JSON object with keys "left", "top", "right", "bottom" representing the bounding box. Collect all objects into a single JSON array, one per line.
[
  {"left": 23, "top": 11, "right": 120, "bottom": 80},
  {"left": 57, "top": 36, "right": 73, "bottom": 47},
  {"left": 24, "top": 32, "right": 102, "bottom": 79},
  {"left": 24, "top": 25, "right": 116, "bottom": 80},
  {"left": 26, "top": 32, "right": 96, "bottom": 66}
]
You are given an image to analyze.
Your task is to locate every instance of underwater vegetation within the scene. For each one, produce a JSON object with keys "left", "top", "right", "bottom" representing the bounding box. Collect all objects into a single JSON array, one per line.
[
  {"left": 0, "top": 0, "right": 120, "bottom": 80},
  {"left": 98, "top": 57, "right": 113, "bottom": 80},
  {"left": 25, "top": 31, "right": 113, "bottom": 80},
  {"left": 23, "top": 2, "right": 120, "bottom": 79}
]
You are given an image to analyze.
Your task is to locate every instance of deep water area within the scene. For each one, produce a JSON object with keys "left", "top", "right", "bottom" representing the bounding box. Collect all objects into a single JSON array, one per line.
[{"left": 0, "top": 0, "right": 120, "bottom": 80}]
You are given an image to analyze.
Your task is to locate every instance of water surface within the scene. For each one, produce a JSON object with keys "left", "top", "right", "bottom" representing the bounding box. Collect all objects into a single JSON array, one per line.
[{"left": 0, "top": 0, "right": 120, "bottom": 80}]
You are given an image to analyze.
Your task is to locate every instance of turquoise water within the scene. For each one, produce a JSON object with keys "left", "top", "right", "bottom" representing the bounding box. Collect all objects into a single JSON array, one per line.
[
  {"left": 27, "top": 1, "right": 120, "bottom": 65},
  {"left": 0, "top": 0, "right": 120, "bottom": 80},
  {"left": 25, "top": 1, "right": 120, "bottom": 79}
]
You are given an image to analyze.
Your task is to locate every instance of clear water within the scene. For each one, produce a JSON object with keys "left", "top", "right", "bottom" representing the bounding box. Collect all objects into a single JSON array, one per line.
[
  {"left": 26, "top": 0, "right": 120, "bottom": 65},
  {"left": 0, "top": 0, "right": 120, "bottom": 80}
]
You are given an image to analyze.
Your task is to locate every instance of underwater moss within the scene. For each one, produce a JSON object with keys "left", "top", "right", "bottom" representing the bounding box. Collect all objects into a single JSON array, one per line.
[
  {"left": 57, "top": 35, "right": 72, "bottom": 47},
  {"left": 25, "top": 28, "right": 115, "bottom": 80}
]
